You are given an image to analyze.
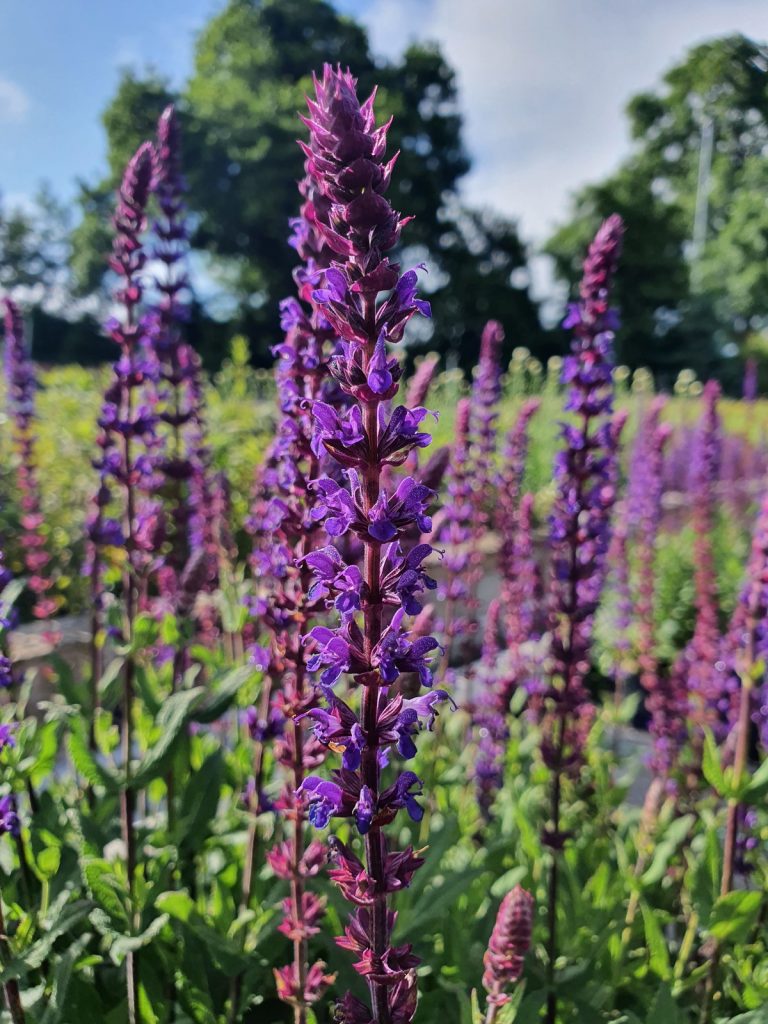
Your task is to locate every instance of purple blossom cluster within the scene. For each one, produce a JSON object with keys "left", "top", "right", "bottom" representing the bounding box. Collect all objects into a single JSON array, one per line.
[
  {"left": 287, "top": 65, "right": 446, "bottom": 1024},
  {"left": 538, "top": 214, "right": 624, "bottom": 783},
  {"left": 146, "top": 105, "right": 217, "bottom": 623}
]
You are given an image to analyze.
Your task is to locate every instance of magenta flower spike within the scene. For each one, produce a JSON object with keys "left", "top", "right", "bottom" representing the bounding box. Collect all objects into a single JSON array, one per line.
[
  {"left": 482, "top": 885, "right": 535, "bottom": 1020},
  {"left": 294, "top": 65, "right": 443, "bottom": 1024},
  {"left": 3, "top": 300, "right": 58, "bottom": 620}
]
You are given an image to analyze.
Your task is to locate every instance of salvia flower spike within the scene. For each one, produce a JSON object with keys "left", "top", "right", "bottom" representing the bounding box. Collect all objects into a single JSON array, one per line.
[
  {"left": 3, "top": 300, "right": 58, "bottom": 620},
  {"left": 542, "top": 214, "right": 624, "bottom": 1024},
  {"left": 297, "top": 64, "right": 441, "bottom": 1024}
]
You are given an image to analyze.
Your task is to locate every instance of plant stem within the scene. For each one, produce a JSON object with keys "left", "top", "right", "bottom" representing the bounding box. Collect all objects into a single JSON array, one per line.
[
  {"left": 701, "top": 660, "right": 754, "bottom": 1022},
  {"left": 227, "top": 674, "right": 274, "bottom": 1023},
  {"left": 360, "top": 321, "right": 391, "bottom": 1024},
  {"left": 0, "top": 899, "right": 25, "bottom": 1024},
  {"left": 120, "top": 351, "right": 139, "bottom": 1024}
]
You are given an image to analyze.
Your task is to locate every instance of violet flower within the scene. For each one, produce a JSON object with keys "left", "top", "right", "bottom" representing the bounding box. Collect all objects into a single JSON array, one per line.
[
  {"left": 297, "top": 65, "right": 443, "bottom": 1024},
  {"left": 3, "top": 300, "right": 58, "bottom": 620}
]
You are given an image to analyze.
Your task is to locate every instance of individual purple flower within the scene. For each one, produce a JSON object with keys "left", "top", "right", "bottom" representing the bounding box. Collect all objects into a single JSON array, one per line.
[{"left": 0, "top": 794, "right": 20, "bottom": 838}]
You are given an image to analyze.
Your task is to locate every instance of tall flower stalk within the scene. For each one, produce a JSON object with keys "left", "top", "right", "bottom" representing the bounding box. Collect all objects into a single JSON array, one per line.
[
  {"left": 296, "top": 65, "right": 444, "bottom": 1024},
  {"left": 719, "top": 492, "right": 768, "bottom": 894},
  {"left": 434, "top": 398, "right": 474, "bottom": 677},
  {"left": 244, "top": 151, "right": 345, "bottom": 1021},
  {"left": 97, "top": 141, "right": 155, "bottom": 1023},
  {"left": 3, "top": 300, "right": 58, "bottom": 620},
  {"left": 541, "top": 215, "right": 624, "bottom": 1024},
  {"left": 685, "top": 380, "right": 723, "bottom": 740},
  {"left": 497, "top": 399, "right": 540, "bottom": 639},
  {"left": 629, "top": 398, "right": 670, "bottom": 696}
]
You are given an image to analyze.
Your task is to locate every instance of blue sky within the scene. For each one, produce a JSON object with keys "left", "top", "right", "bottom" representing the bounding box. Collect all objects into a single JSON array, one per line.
[{"left": 2, "top": 0, "right": 768, "bottom": 302}]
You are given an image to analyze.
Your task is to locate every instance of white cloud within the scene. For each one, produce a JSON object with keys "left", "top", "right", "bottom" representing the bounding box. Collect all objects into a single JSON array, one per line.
[
  {"left": 359, "top": 0, "right": 768, "bottom": 297},
  {"left": 0, "top": 77, "right": 30, "bottom": 123}
]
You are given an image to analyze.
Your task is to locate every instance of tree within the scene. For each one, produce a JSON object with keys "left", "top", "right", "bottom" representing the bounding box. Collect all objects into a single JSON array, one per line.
[
  {"left": 70, "top": 0, "right": 544, "bottom": 367},
  {"left": 546, "top": 34, "right": 768, "bottom": 382}
]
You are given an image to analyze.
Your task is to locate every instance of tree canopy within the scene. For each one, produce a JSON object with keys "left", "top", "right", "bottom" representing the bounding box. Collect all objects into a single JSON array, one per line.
[
  {"left": 70, "top": 0, "right": 545, "bottom": 369},
  {"left": 547, "top": 34, "right": 768, "bottom": 385}
]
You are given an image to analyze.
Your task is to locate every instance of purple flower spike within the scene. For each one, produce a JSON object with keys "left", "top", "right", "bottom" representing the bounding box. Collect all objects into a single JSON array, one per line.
[
  {"left": 3, "top": 300, "right": 59, "bottom": 620},
  {"left": 293, "top": 64, "right": 442, "bottom": 1023}
]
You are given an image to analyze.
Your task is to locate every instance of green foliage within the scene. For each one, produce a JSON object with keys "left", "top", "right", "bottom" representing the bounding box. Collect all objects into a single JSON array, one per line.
[
  {"left": 67, "top": 0, "right": 545, "bottom": 369},
  {"left": 547, "top": 34, "right": 768, "bottom": 386}
]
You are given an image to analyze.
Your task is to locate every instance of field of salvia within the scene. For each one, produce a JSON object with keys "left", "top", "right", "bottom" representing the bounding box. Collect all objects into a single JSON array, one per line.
[{"left": 0, "top": 65, "right": 765, "bottom": 1024}]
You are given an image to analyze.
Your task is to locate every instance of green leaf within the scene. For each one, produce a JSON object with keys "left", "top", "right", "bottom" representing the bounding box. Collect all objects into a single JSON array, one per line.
[
  {"left": 82, "top": 860, "right": 130, "bottom": 930},
  {"left": 97, "top": 656, "right": 125, "bottom": 707},
  {"left": 708, "top": 890, "right": 763, "bottom": 944},
  {"left": 514, "top": 991, "right": 547, "bottom": 1024},
  {"left": 176, "top": 751, "right": 223, "bottom": 850},
  {"left": 641, "top": 902, "right": 671, "bottom": 980},
  {"left": 190, "top": 665, "right": 257, "bottom": 724},
  {"left": 645, "top": 982, "right": 682, "bottom": 1024},
  {"left": 155, "top": 890, "right": 195, "bottom": 923},
  {"left": 111, "top": 914, "right": 169, "bottom": 957},
  {"left": 721, "top": 1011, "right": 768, "bottom": 1024},
  {"left": 701, "top": 730, "right": 726, "bottom": 795},
  {"left": 131, "top": 687, "right": 204, "bottom": 789},
  {"left": 0, "top": 902, "right": 91, "bottom": 983},
  {"left": 67, "top": 729, "right": 121, "bottom": 793},
  {"left": 469, "top": 988, "right": 483, "bottom": 1024},
  {"left": 742, "top": 757, "right": 768, "bottom": 804},
  {"left": 39, "top": 935, "right": 90, "bottom": 1024},
  {"left": 640, "top": 814, "right": 694, "bottom": 887}
]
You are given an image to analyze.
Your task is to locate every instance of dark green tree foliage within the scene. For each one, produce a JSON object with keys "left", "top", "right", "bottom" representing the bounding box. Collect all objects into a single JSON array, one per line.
[
  {"left": 547, "top": 34, "right": 768, "bottom": 383},
  {"left": 70, "top": 0, "right": 544, "bottom": 368}
]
